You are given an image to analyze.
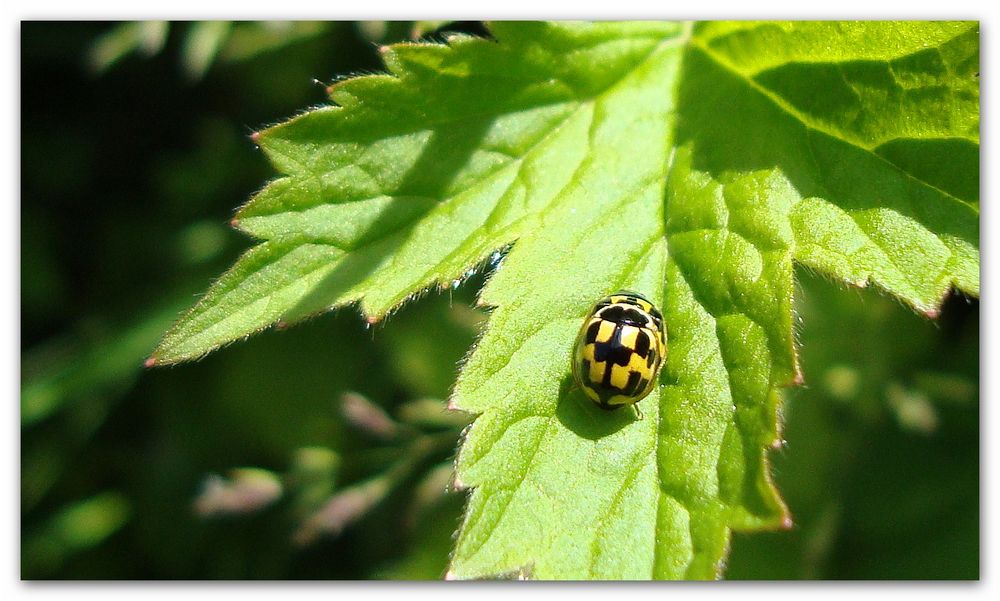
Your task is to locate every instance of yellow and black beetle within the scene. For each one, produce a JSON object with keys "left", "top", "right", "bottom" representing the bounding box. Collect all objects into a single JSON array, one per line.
[{"left": 572, "top": 290, "right": 666, "bottom": 416}]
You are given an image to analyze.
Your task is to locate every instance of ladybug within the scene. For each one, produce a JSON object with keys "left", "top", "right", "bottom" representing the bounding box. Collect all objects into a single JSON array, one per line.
[{"left": 572, "top": 290, "right": 666, "bottom": 416}]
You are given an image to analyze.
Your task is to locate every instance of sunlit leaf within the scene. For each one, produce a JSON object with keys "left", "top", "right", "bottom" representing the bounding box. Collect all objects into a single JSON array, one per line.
[{"left": 153, "top": 21, "right": 979, "bottom": 579}]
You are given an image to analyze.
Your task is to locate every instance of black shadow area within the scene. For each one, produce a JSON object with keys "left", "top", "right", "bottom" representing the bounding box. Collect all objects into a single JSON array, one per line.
[{"left": 556, "top": 374, "right": 636, "bottom": 440}]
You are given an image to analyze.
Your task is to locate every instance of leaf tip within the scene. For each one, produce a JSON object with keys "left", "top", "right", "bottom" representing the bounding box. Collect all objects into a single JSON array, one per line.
[
  {"left": 443, "top": 570, "right": 460, "bottom": 581},
  {"left": 143, "top": 356, "right": 158, "bottom": 369},
  {"left": 249, "top": 131, "right": 261, "bottom": 144},
  {"left": 450, "top": 474, "right": 466, "bottom": 491},
  {"left": 275, "top": 320, "right": 290, "bottom": 331},
  {"left": 770, "top": 438, "right": 787, "bottom": 451},
  {"left": 229, "top": 217, "right": 240, "bottom": 229},
  {"left": 780, "top": 515, "right": 794, "bottom": 530},
  {"left": 922, "top": 306, "right": 941, "bottom": 319}
]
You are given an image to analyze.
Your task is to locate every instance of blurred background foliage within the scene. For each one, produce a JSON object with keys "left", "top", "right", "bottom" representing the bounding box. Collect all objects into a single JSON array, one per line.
[{"left": 20, "top": 21, "right": 978, "bottom": 579}]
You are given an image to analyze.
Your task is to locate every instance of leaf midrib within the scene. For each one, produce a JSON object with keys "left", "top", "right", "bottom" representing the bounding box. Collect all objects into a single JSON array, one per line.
[{"left": 454, "top": 29, "right": 693, "bottom": 576}]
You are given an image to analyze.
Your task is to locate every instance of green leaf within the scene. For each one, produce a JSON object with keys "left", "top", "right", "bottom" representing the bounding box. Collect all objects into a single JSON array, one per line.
[
  {"left": 153, "top": 21, "right": 979, "bottom": 579},
  {"left": 22, "top": 298, "right": 190, "bottom": 426},
  {"left": 181, "top": 21, "right": 233, "bottom": 79},
  {"left": 88, "top": 21, "right": 168, "bottom": 73},
  {"left": 23, "top": 491, "right": 131, "bottom": 575}
]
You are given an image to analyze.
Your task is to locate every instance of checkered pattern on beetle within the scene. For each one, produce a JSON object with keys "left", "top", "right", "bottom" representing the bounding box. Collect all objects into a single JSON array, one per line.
[{"left": 572, "top": 290, "right": 666, "bottom": 415}]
